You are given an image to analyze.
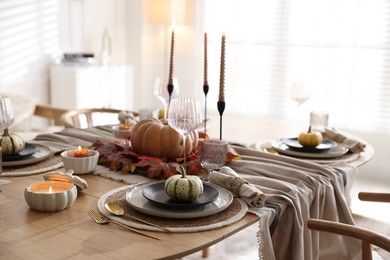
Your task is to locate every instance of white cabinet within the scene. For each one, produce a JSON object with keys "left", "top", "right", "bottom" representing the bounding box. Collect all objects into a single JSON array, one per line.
[{"left": 50, "top": 65, "right": 133, "bottom": 110}]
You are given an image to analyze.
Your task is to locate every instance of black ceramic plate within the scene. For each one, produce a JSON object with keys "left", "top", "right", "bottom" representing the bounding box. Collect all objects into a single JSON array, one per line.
[
  {"left": 281, "top": 137, "right": 337, "bottom": 153},
  {"left": 142, "top": 181, "right": 220, "bottom": 210},
  {"left": 3, "top": 143, "right": 37, "bottom": 162}
]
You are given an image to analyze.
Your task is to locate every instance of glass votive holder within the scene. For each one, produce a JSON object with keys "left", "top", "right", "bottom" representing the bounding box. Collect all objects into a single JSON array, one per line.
[
  {"left": 200, "top": 139, "right": 229, "bottom": 173},
  {"left": 61, "top": 148, "right": 99, "bottom": 174},
  {"left": 310, "top": 111, "right": 329, "bottom": 132},
  {"left": 139, "top": 108, "right": 159, "bottom": 121},
  {"left": 24, "top": 180, "right": 77, "bottom": 212}
]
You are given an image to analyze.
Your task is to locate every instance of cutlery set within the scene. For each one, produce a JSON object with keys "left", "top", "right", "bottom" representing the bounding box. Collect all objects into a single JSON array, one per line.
[{"left": 87, "top": 208, "right": 169, "bottom": 240}]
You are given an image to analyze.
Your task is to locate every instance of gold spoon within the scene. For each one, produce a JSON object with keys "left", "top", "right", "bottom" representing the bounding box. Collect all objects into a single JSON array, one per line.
[
  {"left": 104, "top": 202, "right": 171, "bottom": 233},
  {"left": 265, "top": 147, "right": 279, "bottom": 155}
]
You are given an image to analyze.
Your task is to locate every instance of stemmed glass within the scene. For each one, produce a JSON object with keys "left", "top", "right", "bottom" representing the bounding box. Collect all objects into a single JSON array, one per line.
[
  {"left": 167, "top": 98, "right": 202, "bottom": 173},
  {"left": 154, "top": 77, "right": 180, "bottom": 119},
  {"left": 0, "top": 96, "right": 14, "bottom": 131},
  {"left": 289, "top": 81, "right": 310, "bottom": 135},
  {"left": 0, "top": 95, "right": 15, "bottom": 175}
]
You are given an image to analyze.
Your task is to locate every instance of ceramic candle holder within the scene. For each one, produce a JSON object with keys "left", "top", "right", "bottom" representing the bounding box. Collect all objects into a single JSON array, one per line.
[
  {"left": 112, "top": 124, "right": 132, "bottom": 139},
  {"left": 61, "top": 149, "right": 99, "bottom": 174},
  {"left": 24, "top": 181, "right": 77, "bottom": 212}
]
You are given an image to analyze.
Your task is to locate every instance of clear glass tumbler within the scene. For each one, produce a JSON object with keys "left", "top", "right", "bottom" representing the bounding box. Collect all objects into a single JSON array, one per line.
[
  {"left": 310, "top": 111, "right": 329, "bottom": 132},
  {"left": 200, "top": 139, "right": 229, "bottom": 173}
]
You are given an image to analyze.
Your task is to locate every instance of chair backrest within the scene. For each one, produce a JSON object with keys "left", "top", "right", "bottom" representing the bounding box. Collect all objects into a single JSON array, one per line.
[
  {"left": 307, "top": 192, "right": 390, "bottom": 260},
  {"left": 307, "top": 219, "right": 390, "bottom": 260},
  {"left": 61, "top": 108, "right": 124, "bottom": 128},
  {"left": 358, "top": 192, "right": 390, "bottom": 203},
  {"left": 34, "top": 104, "right": 68, "bottom": 126}
]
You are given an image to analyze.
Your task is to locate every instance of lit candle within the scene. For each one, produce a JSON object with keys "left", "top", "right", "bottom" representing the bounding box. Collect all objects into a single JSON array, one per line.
[
  {"left": 204, "top": 32, "right": 208, "bottom": 85},
  {"left": 74, "top": 146, "right": 87, "bottom": 157},
  {"left": 219, "top": 34, "right": 226, "bottom": 102},
  {"left": 24, "top": 181, "right": 77, "bottom": 212},
  {"left": 61, "top": 149, "right": 99, "bottom": 174},
  {"left": 168, "top": 29, "right": 175, "bottom": 85}
]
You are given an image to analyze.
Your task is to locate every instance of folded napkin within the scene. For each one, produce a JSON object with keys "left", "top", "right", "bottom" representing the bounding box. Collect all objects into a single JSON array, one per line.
[
  {"left": 209, "top": 166, "right": 266, "bottom": 207},
  {"left": 322, "top": 128, "right": 366, "bottom": 153}
]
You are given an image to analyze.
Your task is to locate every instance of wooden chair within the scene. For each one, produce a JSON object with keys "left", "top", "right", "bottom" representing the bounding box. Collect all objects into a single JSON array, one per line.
[
  {"left": 60, "top": 108, "right": 121, "bottom": 128},
  {"left": 307, "top": 192, "right": 390, "bottom": 260},
  {"left": 61, "top": 108, "right": 138, "bottom": 128},
  {"left": 34, "top": 104, "right": 68, "bottom": 126}
]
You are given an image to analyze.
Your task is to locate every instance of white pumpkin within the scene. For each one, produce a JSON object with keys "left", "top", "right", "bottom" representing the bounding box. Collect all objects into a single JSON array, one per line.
[
  {"left": 165, "top": 166, "right": 204, "bottom": 202},
  {"left": 0, "top": 128, "right": 25, "bottom": 156}
]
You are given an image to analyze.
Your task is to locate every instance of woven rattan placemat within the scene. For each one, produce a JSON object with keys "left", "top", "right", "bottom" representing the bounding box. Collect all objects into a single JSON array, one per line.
[
  {"left": 97, "top": 185, "right": 248, "bottom": 233},
  {"left": 1, "top": 156, "right": 63, "bottom": 177}
]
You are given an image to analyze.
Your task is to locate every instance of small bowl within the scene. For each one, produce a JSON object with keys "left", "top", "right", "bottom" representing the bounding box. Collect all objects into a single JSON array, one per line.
[
  {"left": 24, "top": 181, "right": 77, "bottom": 212},
  {"left": 61, "top": 149, "right": 99, "bottom": 174},
  {"left": 112, "top": 124, "right": 132, "bottom": 139}
]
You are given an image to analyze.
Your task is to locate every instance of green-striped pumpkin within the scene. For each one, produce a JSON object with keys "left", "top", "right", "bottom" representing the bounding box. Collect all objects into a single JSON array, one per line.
[
  {"left": 165, "top": 166, "right": 204, "bottom": 202},
  {"left": 0, "top": 129, "right": 25, "bottom": 156}
]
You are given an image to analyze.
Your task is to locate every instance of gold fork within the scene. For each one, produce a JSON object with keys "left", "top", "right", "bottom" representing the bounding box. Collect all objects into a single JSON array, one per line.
[{"left": 87, "top": 210, "right": 161, "bottom": 240}]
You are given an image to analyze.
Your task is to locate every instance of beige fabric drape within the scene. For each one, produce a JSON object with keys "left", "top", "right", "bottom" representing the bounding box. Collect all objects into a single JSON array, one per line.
[{"left": 230, "top": 147, "right": 361, "bottom": 260}]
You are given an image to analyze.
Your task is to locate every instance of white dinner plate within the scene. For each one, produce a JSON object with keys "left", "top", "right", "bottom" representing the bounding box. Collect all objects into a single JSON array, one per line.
[
  {"left": 3, "top": 144, "right": 51, "bottom": 167},
  {"left": 271, "top": 139, "right": 349, "bottom": 159},
  {"left": 126, "top": 182, "right": 233, "bottom": 219}
]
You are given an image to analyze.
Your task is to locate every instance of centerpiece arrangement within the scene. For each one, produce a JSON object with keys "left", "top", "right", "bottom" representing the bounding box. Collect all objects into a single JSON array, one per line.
[{"left": 92, "top": 31, "right": 236, "bottom": 180}]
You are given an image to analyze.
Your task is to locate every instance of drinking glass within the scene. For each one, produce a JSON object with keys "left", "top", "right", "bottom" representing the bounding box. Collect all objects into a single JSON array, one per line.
[
  {"left": 0, "top": 96, "right": 15, "bottom": 174},
  {"left": 289, "top": 81, "right": 310, "bottom": 134},
  {"left": 200, "top": 139, "right": 228, "bottom": 173},
  {"left": 310, "top": 111, "right": 329, "bottom": 132},
  {"left": 154, "top": 77, "right": 180, "bottom": 119},
  {"left": 167, "top": 98, "right": 202, "bottom": 173}
]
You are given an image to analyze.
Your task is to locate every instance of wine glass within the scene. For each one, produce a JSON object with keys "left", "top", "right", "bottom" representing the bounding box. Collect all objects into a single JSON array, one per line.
[
  {"left": 167, "top": 98, "right": 202, "bottom": 174},
  {"left": 0, "top": 95, "right": 15, "bottom": 175},
  {"left": 0, "top": 96, "right": 14, "bottom": 131},
  {"left": 154, "top": 77, "right": 180, "bottom": 119},
  {"left": 288, "top": 81, "right": 310, "bottom": 135},
  {"left": 200, "top": 139, "right": 228, "bottom": 174}
]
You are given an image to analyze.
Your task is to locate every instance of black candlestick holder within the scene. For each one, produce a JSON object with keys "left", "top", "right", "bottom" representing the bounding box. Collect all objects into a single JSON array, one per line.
[
  {"left": 217, "top": 101, "right": 225, "bottom": 140},
  {"left": 203, "top": 84, "right": 209, "bottom": 134},
  {"left": 167, "top": 83, "right": 174, "bottom": 113}
]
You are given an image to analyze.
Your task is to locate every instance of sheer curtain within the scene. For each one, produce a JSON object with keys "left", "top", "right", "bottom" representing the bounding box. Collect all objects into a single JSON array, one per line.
[{"left": 202, "top": 0, "right": 390, "bottom": 134}]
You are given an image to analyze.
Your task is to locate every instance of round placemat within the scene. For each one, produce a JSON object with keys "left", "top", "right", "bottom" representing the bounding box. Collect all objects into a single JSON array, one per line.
[
  {"left": 97, "top": 184, "right": 248, "bottom": 233},
  {"left": 1, "top": 156, "right": 63, "bottom": 177}
]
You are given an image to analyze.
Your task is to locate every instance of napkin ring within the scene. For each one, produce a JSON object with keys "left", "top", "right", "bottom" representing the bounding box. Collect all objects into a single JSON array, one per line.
[{"left": 229, "top": 177, "right": 248, "bottom": 195}]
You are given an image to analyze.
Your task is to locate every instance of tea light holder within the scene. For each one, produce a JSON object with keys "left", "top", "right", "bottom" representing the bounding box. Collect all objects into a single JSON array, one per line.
[
  {"left": 24, "top": 181, "right": 77, "bottom": 212},
  {"left": 112, "top": 124, "right": 132, "bottom": 139},
  {"left": 61, "top": 148, "right": 99, "bottom": 174}
]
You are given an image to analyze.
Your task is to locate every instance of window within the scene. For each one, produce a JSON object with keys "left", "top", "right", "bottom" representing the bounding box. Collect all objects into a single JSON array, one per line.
[{"left": 203, "top": 0, "right": 390, "bottom": 133}]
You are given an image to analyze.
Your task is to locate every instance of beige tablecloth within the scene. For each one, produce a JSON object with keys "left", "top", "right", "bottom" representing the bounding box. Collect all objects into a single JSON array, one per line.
[{"left": 29, "top": 127, "right": 361, "bottom": 260}]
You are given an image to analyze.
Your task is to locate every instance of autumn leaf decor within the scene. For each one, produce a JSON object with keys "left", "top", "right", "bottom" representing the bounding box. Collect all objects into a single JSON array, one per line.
[{"left": 90, "top": 134, "right": 240, "bottom": 180}]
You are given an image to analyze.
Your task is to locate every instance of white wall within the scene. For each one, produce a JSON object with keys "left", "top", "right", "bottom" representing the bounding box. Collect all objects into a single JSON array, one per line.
[
  {"left": 0, "top": 0, "right": 388, "bottom": 183},
  {"left": 0, "top": 0, "right": 132, "bottom": 104}
]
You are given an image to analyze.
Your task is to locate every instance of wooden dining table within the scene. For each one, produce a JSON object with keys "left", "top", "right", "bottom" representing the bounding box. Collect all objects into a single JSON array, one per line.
[{"left": 0, "top": 115, "right": 374, "bottom": 260}]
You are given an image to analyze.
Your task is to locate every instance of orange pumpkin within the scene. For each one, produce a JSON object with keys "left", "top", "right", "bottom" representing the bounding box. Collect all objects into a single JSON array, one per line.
[{"left": 130, "top": 118, "right": 199, "bottom": 159}]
